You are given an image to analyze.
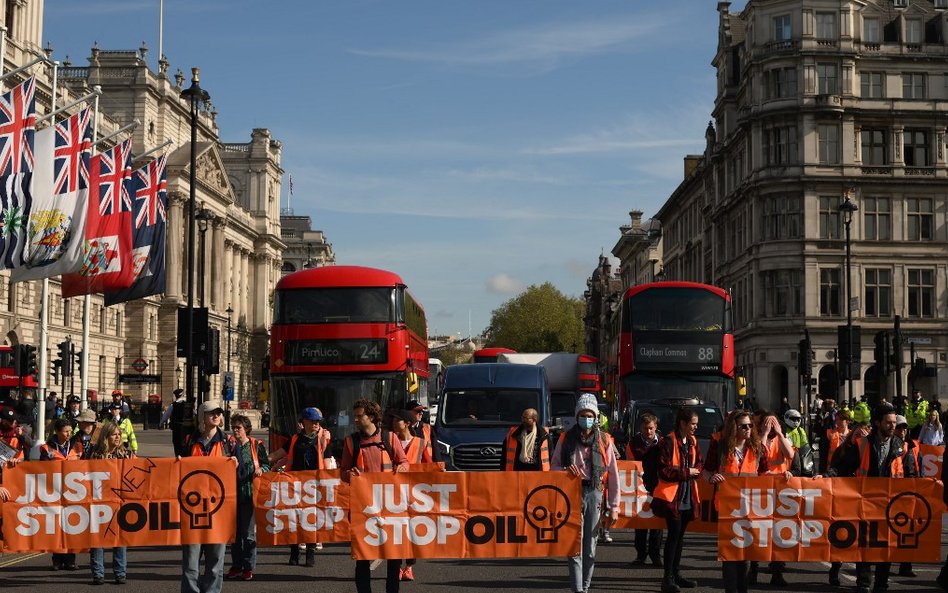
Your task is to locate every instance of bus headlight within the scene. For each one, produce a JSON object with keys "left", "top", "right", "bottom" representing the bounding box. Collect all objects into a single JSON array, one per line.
[{"left": 436, "top": 440, "right": 451, "bottom": 456}]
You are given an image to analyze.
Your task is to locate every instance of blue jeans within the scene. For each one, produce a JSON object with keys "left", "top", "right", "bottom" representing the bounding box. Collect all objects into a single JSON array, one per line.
[
  {"left": 568, "top": 486, "right": 603, "bottom": 593},
  {"left": 230, "top": 502, "right": 256, "bottom": 571},
  {"left": 181, "top": 543, "right": 225, "bottom": 593},
  {"left": 90, "top": 547, "right": 127, "bottom": 580}
]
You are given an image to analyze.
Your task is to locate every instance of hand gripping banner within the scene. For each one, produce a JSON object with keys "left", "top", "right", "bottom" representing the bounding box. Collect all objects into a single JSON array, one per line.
[
  {"left": 0, "top": 457, "right": 236, "bottom": 552},
  {"left": 612, "top": 460, "right": 717, "bottom": 533},
  {"left": 348, "top": 470, "right": 581, "bottom": 560},
  {"left": 253, "top": 469, "right": 349, "bottom": 547}
]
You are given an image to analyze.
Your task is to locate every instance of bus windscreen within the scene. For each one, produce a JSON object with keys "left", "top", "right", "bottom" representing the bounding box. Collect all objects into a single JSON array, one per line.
[
  {"left": 274, "top": 288, "right": 394, "bottom": 324},
  {"left": 625, "top": 288, "right": 727, "bottom": 332}
]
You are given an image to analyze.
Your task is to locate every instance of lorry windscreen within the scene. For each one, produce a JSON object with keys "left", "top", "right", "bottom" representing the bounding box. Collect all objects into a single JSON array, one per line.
[{"left": 441, "top": 389, "right": 541, "bottom": 426}]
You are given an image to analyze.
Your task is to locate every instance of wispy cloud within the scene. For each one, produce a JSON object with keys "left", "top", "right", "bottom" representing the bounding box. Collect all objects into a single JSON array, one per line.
[
  {"left": 486, "top": 273, "right": 526, "bottom": 295},
  {"left": 349, "top": 15, "right": 667, "bottom": 70}
]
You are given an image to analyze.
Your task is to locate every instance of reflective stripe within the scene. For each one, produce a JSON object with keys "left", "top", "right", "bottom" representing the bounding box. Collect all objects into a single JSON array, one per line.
[
  {"left": 404, "top": 436, "right": 426, "bottom": 464},
  {"left": 651, "top": 432, "right": 698, "bottom": 505},
  {"left": 764, "top": 438, "right": 790, "bottom": 475},
  {"left": 855, "top": 438, "right": 904, "bottom": 478}
]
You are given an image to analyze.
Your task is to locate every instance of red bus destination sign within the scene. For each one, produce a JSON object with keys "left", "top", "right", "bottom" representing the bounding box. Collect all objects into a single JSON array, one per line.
[
  {"left": 285, "top": 339, "right": 389, "bottom": 366},
  {"left": 633, "top": 333, "right": 723, "bottom": 372}
]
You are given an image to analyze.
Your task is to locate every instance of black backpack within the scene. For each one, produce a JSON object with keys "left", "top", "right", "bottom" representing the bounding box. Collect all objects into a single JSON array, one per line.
[
  {"left": 349, "top": 429, "right": 396, "bottom": 465},
  {"left": 641, "top": 436, "right": 662, "bottom": 494}
]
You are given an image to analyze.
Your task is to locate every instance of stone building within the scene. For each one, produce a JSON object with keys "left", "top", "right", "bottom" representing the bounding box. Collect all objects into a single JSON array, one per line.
[
  {"left": 591, "top": 0, "right": 948, "bottom": 411},
  {"left": 0, "top": 1, "right": 284, "bottom": 408},
  {"left": 280, "top": 212, "right": 335, "bottom": 274}
]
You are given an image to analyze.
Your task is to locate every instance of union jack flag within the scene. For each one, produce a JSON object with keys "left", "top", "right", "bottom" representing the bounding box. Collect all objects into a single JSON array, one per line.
[
  {"left": 134, "top": 154, "right": 167, "bottom": 228},
  {"left": 53, "top": 108, "right": 92, "bottom": 195},
  {"left": 0, "top": 77, "right": 36, "bottom": 177},
  {"left": 97, "top": 140, "right": 132, "bottom": 216}
]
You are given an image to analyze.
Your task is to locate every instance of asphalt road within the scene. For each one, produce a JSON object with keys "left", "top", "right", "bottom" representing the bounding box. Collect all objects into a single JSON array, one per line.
[{"left": 2, "top": 427, "right": 946, "bottom": 592}]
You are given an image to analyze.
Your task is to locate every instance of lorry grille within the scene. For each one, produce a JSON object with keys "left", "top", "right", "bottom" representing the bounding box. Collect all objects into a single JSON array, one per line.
[{"left": 452, "top": 443, "right": 503, "bottom": 471}]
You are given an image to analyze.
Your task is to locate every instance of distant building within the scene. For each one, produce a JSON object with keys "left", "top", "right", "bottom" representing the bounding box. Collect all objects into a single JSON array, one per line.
[{"left": 280, "top": 212, "right": 335, "bottom": 274}]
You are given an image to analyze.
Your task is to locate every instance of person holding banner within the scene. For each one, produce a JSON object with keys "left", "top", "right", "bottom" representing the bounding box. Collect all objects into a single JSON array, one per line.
[
  {"left": 822, "top": 409, "right": 851, "bottom": 474},
  {"left": 649, "top": 406, "right": 702, "bottom": 593},
  {"left": 626, "top": 411, "right": 663, "bottom": 567},
  {"left": 225, "top": 414, "right": 269, "bottom": 582},
  {"left": 181, "top": 399, "right": 238, "bottom": 593},
  {"left": 551, "top": 393, "right": 619, "bottom": 593},
  {"left": 71, "top": 409, "right": 99, "bottom": 458},
  {"left": 893, "top": 415, "right": 919, "bottom": 579},
  {"left": 39, "top": 418, "right": 80, "bottom": 571},
  {"left": 828, "top": 404, "right": 916, "bottom": 593},
  {"left": 503, "top": 407, "right": 550, "bottom": 472},
  {"left": 88, "top": 421, "right": 131, "bottom": 585},
  {"left": 341, "top": 398, "right": 409, "bottom": 593},
  {"left": 0, "top": 405, "right": 29, "bottom": 461},
  {"left": 389, "top": 408, "right": 432, "bottom": 582}
]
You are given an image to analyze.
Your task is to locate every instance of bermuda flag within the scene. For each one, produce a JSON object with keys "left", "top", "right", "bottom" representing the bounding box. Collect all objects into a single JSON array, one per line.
[
  {"left": 61, "top": 139, "right": 135, "bottom": 297},
  {"left": 103, "top": 153, "right": 167, "bottom": 306},
  {"left": 0, "top": 77, "right": 37, "bottom": 269},
  {"left": 11, "top": 106, "right": 92, "bottom": 281}
]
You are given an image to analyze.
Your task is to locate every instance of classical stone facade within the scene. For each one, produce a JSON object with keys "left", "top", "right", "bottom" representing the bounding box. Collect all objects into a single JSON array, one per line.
[
  {"left": 279, "top": 213, "right": 335, "bottom": 275},
  {"left": 587, "top": 0, "right": 948, "bottom": 411},
  {"left": 0, "top": 0, "right": 284, "bottom": 407}
]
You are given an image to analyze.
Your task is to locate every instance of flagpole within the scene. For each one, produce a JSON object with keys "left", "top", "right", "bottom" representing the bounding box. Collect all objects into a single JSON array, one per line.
[
  {"left": 81, "top": 87, "right": 100, "bottom": 417},
  {"left": 158, "top": 0, "right": 164, "bottom": 70},
  {"left": 135, "top": 138, "right": 173, "bottom": 161},
  {"left": 0, "top": 26, "right": 6, "bottom": 80}
]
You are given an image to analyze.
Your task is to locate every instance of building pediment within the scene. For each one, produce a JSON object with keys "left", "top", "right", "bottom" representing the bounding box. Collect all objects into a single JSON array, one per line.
[{"left": 166, "top": 142, "right": 235, "bottom": 204}]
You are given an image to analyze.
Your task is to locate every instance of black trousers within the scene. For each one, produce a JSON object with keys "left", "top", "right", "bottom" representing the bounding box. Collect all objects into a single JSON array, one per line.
[
  {"left": 663, "top": 515, "right": 691, "bottom": 577},
  {"left": 356, "top": 559, "right": 401, "bottom": 593},
  {"left": 855, "top": 562, "right": 890, "bottom": 591},
  {"left": 722, "top": 560, "right": 748, "bottom": 593},
  {"left": 634, "top": 528, "right": 662, "bottom": 557}
]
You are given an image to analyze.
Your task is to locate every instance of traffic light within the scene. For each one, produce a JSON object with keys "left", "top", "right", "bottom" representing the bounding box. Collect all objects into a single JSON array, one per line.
[
  {"left": 874, "top": 331, "right": 891, "bottom": 377},
  {"left": 57, "top": 340, "right": 72, "bottom": 377},
  {"left": 891, "top": 316, "right": 904, "bottom": 370},
  {"left": 24, "top": 345, "right": 37, "bottom": 375},
  {"left": 798, "top": 338, "right": 813, "bottom": 377},
  {"left": 12, "top": 344, "right": 23, "bottom": 375},
  {"left": 75, "top": 351, "right": 83, "bottom": 376}
]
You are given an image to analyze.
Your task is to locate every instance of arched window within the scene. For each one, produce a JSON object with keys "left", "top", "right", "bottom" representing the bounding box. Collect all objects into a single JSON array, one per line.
[
  {"left": 818, "top": 364, "right": 839, "bottom": 399},
  {"left": 771, "top": 365, "right": 789, "bottom": 402}
]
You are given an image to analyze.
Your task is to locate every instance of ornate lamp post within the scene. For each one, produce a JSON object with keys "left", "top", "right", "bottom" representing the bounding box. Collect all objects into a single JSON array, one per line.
[{"left": 839, "top": 188, "right": 859, "bottom": 407}]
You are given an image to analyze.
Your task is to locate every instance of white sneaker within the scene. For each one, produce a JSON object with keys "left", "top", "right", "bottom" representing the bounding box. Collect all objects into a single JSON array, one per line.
[{"left": 315, "top": 543, "right": 323, "bottom": 550}]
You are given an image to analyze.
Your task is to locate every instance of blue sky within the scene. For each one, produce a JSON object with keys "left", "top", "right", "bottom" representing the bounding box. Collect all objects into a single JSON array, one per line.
[{"left": 45, "top": 0, "right": 737, "bottom": 339}]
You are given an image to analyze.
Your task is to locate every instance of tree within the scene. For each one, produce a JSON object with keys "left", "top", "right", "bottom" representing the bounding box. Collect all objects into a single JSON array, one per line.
[
  {"left": 433, "top": 344, "right": 470, "bottom": 366},
  {"left": 486, "top": 282, "right": 585, "bottom": 352}
]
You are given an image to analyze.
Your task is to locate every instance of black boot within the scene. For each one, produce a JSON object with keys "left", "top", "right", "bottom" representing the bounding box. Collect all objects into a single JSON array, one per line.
[
  {"left": 305, "top": 547, "right": 316, "bottom": 567},
  {"left": 829, "top": 564, "right": 841, "bottom": 587},
  {"left": 650, "top": 549, "right": 664, "bottom": 567},
  {"left": 675, "top": 573, "right": 697, "bottom": 588},
  {"left": 288, "top": 546, "right": 299, "bottom": 566},
  {"left": 661, "top": 567, "right": 680, "bottom": 593},
  {"left": 747, "top": 562, "right": 758, "bottom": 587}
]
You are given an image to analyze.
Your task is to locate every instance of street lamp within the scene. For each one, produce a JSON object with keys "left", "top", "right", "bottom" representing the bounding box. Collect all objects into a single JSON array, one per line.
[
  {"left": 180, "top": 67, "right": 209, "bottom": 406},
  {"left": 196, "top": 204, "right": 213, "bottom": 307},
  {"left": 839, "top": 188, "right": 859, "bottom": 407},
  {"left": 226, "top": 305, "right": 233, "bottom": 405}
]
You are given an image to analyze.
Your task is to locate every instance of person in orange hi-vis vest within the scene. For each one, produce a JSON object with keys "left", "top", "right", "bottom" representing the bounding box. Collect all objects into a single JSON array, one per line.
[
  {"left": 389, "top": 408, "right": 432, "bottom": 582},
  {"left": 551, "top": 393, "right": 619, "bottom": 593},
  {"left": 225, "top": 414, "right": 269, "bottom": 582},
  {"left": 649, "top": 406, "right": 703, "bottom": 593},
  {"left": 39, "top": 418, "right": 81, "bottom": 571},
  {"left": 823, "top": 409, "right": 851, "bottom": 474},
  {"left": 341, "top": 399, "right": 409, "bottom": 593},
  {"left": 180, "top": 399, "right": 238, "bottom": 593},
  {"left": 405, "top": 400, "right": 434, "bottom": 455},
  {"left": 503, "top": 407, "right": 550, "bottom": 472}
]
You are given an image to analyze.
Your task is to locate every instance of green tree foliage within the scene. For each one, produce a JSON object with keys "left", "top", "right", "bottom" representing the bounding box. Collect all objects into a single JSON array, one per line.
[
  {"left": 486, "top": 282, "right": 585, "bottom": 352},
  {"left": 433, "top": 344, "right": 470, "bottom": 366}
]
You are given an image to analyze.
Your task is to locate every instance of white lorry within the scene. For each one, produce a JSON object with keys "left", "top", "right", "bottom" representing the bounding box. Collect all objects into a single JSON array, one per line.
[{"left": 497, "top": 352, "right": 584, "bottom": 432}]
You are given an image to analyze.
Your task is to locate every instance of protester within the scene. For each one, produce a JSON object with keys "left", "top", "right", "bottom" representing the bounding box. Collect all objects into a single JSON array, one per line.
[
  {"left": 0, "top": 405, "right": 30, "bottom": 460},
  {"left": 181, "top": 399, "right": 237, "bottom": 593},
  {"left": 829, "top": 404, "right": 916, "bottom": 593},
  {"left": 749, "top": 410, "right": 794, "bottom": 587},
  {"left": 625, "top": 412, "right": 663, "bottom": 566},
  {"left": 704, "top": 410, "right": 769, "bottom": 593},
  {"left": 88, "top": 421, "right": 130, "bottom": 585},
  {"left": 111, "top": 390, "right": 131, "bottom": 416},
  {"left": 551, "top": 393, "right": 619, "bottom": 593},
  {"left": 822, "top": 409, "right": 851, "bottom": 474},
  {"left": 269, "top": 406, "right": 332, "bottom": 566},
  {"left": 918, "top": 409, "right": 943, "bottom": 445},
  {"left": 341, "top": 398, "right": 408, "bottom": 593},
  {"left": 71, "top": 408, "right": 98, "bottom": 457},
  {"left": 939, "top": 442, "right": 948, "bottom": 592},
  {"left": 389, "top": 408, "right": 433, "bottom": 581},
  {"left": 225, "top": 414, "right": 269, "bottom": 582},
  {"left": 108, "top": 401, "right": 138, "bottom": 456},
  {"left": 40, "top": 418, "right": 80, "bottom": 570},
  {"left": 650, "top": 406, "right": 703, "bottom": 593},
  {"left": 503, "top": 407, "right": 550, "bottom": 471},
  {"left": 405, "top": 399, "right": 435, "bottom": 460},
  {"left": 894, "top": 415, "right": 918, "bottom": 579}
]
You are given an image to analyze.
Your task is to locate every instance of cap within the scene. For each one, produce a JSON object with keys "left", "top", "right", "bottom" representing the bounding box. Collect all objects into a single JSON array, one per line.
[
  {"left": 173, "top": 388, "right": 184, "bottom": 396},
  {"left": 895, "top": 415, "right": 909, "bottom": 428},
  {"left": 67, "top": 395, "right": 81, "bottom": 404},
  {"left": 198, "top": 399, "right": 225, "bottom": 417},
  {"left": 109, "top": 401, "right": 124, "bottom": 411},
  {"left": 405, "top": 400, "right": 424, "bottom": 412},
  {"left": 301, "top": 407, "right": 323, "bottom": 422},
  {"left": 575, "top": 393, "right": 599, "bottom": 417},
  {"left": 391, "top": 409, "right": 415, "bottom": 424},
  {"left": 111, "top": 389, "right": 123, "bottom": 396},
  {"left": 0, "top": 406, "right": 15, "bottom": 423},
  {"left": 77, "top": 409, "right": 98, "bottom": 424}
]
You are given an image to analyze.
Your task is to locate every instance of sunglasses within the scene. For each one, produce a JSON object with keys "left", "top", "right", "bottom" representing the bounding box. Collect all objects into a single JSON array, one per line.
[{"left": 737, "top": 424, "right": 752, "bottom": 430}]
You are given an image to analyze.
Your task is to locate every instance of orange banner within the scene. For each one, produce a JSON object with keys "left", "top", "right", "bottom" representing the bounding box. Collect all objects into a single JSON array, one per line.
[
  {"left": 916, "top": 444, "right": 944, "bottom": 477},
  {"left": 716, "top": 476, "right": 943, "bottom": 562},
  {"left": 253, "top": 469, "right": 349, "bottom": 547},
  {"left": 613, "top": 460, "right": 716, "bottom": 533},
  {"left": 0, "top": 458, "right": 236, "bottom": 552},
  {"left": 348, "top": 470, "right": 581, "bottom": 560}
]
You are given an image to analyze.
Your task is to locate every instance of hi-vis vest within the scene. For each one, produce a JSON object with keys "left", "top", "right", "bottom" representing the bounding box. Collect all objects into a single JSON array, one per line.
[
  {"left": 187, "top": 433, "right": 232, "bottom": 458},
  {"left": 2, "top": 435, "right": 25, "bottom": 460},
  {"left": 556, "top": 431, "right": 612, "bottom": 483},
  {"left": 287, "top": 429, "right": 331, "bottom": 470},
  {"left": 344, "top": 431, "right": 399, "bottom": 473},
  {"left": 402, "top": 435, "right": 431, "bottom": 465},
  {"left": 40, "top": 440, "right": 80, "bottom": 461},
  {"left": 651, "top": 433, "right": 699, "bottom": 506},
  {"left": 764, "top": 437, "right": 791, "bottom": 474},
  {"left": 825, "top": 428, "right": 848, "bottom": 463},
  {"left": 855, "top": 437, "right": 904, "bottom": 478},
  {"left": 239, "top": 437, "right": 263, "bottom": 472},
  {"left": 722, "top": 446, "right": 761, "bottom": 477},
  {"left": 504, "top": 426, "right": 550, "bottom": 471}
]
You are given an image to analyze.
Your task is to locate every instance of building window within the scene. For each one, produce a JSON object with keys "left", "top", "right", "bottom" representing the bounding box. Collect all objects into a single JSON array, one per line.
[
  {"left": 860, "top": 71, "right": 884, "bottom": 98},
  {"left": 865, "top": 268, "right": 892, "bottom": 317},
  {"left": 774, "top": 14, "right": 792, "bottom": 41},
  {"left": 861, "top": 128, "right": 888, "bottom": 165},
  {"left": 63, "top": 299, "right": 70, "bottom": 326},
  {"left": 764, "top": 124, "right": 798, "bottom": 165},
  {"left": 907, "top": 197, "right": 934, "bottom": 240},
  {"left": 819, "top": 196, "right": 841, "bottom": 239},
  {"left": 817, "top": 63, "right": 838, "bottom": 94},
  {"left": 769, "top": 67, "right": 797, "bottom": 99},
  {"left": 903, "top": 73, "right": 926, "bottom": 98},
  {"left": 816, "top": 13, "right": 838, "bottom": 40},
  {"left": 764, "top": 270, "right": 804, "bottom": 316},
  {"left": 820, "top": 268, "right": 841, "bottom": 316},
  {"left": 904, "top": 129, "right": 929, "bottom": 166},
  {"left": 907, "top": 268, "right": 935, "bottom": 318},
  {"left": 818, "top": 124, "right": 840, "bottom": 164},
  {"left": 863, "top": 17, "right": 881, "bottom": 43},
  {"left": 863, "top": 197, "right": 892, "bottom": 240},
  {"left": 906, "top": 20, "right": 923, "bottom": 44},
  {"left": 761, "top": 195, "right": 803, "bottom": 240}
]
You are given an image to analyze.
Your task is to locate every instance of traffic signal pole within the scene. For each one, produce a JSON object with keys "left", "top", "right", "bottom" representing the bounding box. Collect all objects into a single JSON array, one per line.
[{"left": 893, "top": 315, "right": 904, "bottom": 412}]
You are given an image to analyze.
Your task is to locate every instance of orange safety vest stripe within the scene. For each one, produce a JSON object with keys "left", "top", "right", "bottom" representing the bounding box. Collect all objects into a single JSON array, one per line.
[
  {"left": 556, "top": 431, "right": 608, "bottom": 476},
  {"left": 505, "top": 427, "right": 550, "bottom": 471},
  {"left": 764, "top": 437, "right": 790, "bottom": 474},
  {"left": 345, "top": 432, "right": 396, "bottom": 472},
  {"left": 855, "top": 438, "right": 904, "bottom": 478},
  {"left": 722, "top": 446, "right": 760, "bottom": 477},
  {"left": 826, "top": 429, "right": 846, "bottom": 461},
  {"left": 41, "top": 443, "right": 80, "bottom": 461},
  {"left": 287, "top": 430, "right": 329, "bottom": 470},
  {"left": 651, "top": 432, "right": 699, "bottom": 505},
  {"left": 403, "top": 435, "right": 427, "bottom": 465},
  {"left": 190, "top": 438, "right": 228, "bottom": 457}
]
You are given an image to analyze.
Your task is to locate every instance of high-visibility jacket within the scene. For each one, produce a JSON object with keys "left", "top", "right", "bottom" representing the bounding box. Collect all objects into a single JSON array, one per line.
[
  {"left": 764, "top": 437, "right": 791, "bottom": 474},
  {"left": 187, "top": 432, "right": 233, "bottom": 457},
  {"left": 855, "top": 436, "right": 904, "bottom": 478},
  {"left": 652, "top": 433, "right": 699, "bottom": 506},
  {"left": 907, "top": 400, "right": 930, "bottom": 430},
  {"left": 1, "top": 434, "right": 25, "bottom": 460},
  {"left": 40, "top": 439, "right": 81, "bottom": 461},
  {"left": 504, "top": 426, "right": 550, "bottom": 471},
  {"left": 556, "top": 430, "right": 612, "bottom": 484},
  {"left": 287, "top": 429, "right": 331, "bottom": 470},
  {"left": 722, "top": 446, "right": 761, "bottom": 477},
  {"left": 402, "top": 434, "right": 433, "bottom": 464},
  {"left": 113, "top": 416, "right": 138, "bottom": 453},
  {"left": 344, "top": 430, "right": 400, "bottom": 473},
  {"left": 825, "top": 428, "right": 849, "bottom": 464}
]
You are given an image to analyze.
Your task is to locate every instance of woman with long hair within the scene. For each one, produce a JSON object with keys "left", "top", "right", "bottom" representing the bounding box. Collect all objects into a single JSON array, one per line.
[
  {"left": 88, "top": 421, "right": 129, "bottom": 585},
  {"left": 650, "top": 407, "right": 703, "bottom": 593},
  {"left": 703, "top": 410, "right": 769, "bottom": 593},
  {"left": 918, "top": 409, "right": 943, "bottom": 445}
]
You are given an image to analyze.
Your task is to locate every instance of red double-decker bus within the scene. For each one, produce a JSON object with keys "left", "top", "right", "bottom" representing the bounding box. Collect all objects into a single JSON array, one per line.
[
  {"left": 0, "top": 345, "right": 37, "bottom": 395},
  {"left": 269, "top": 266, "right": 429, "bottom": 456},
  {"left": 577, "top": 354, "right": 600, "bottom": 393},
  {"left": 617, "top": 281, "right": 735, "bottom": 412},
  {"left": 472, "top": 347, "right": 516, "bottom": 363}
]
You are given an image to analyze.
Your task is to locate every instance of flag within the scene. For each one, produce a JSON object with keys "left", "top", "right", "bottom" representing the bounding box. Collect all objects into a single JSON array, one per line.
[
  {"left": 10, "top": 106, "right": 91, "bottom": 281},
  {"left": 103, "top": 154, "right": 167, "bottom": 306},
  {"left": 0, "top": 76, "right": 37, "bottom": 269},
  {"left": 60, "top": 139, "right": 134, "bottom": 298}
]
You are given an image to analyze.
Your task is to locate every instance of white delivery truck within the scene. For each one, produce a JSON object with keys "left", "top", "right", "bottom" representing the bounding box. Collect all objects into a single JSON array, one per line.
[{"left": 497, "top": 352, "right": 584, "bottom": 432}]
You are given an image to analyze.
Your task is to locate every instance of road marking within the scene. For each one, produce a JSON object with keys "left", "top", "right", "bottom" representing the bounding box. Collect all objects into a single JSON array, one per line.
[
  {"left": 370, "top": 559, "right": 383, "bottom": 571},
  {"left": 0, "top": 552, "right": 44, "bottom": 568}
]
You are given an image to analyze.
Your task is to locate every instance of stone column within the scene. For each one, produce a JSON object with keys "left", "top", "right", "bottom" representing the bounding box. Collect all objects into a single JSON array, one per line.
[
  {"left": 241, "top": 251, "right": 251, "bottom": 328},
  {"left": 167, "top": 193, "right": 186, "bottom": 300}
]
